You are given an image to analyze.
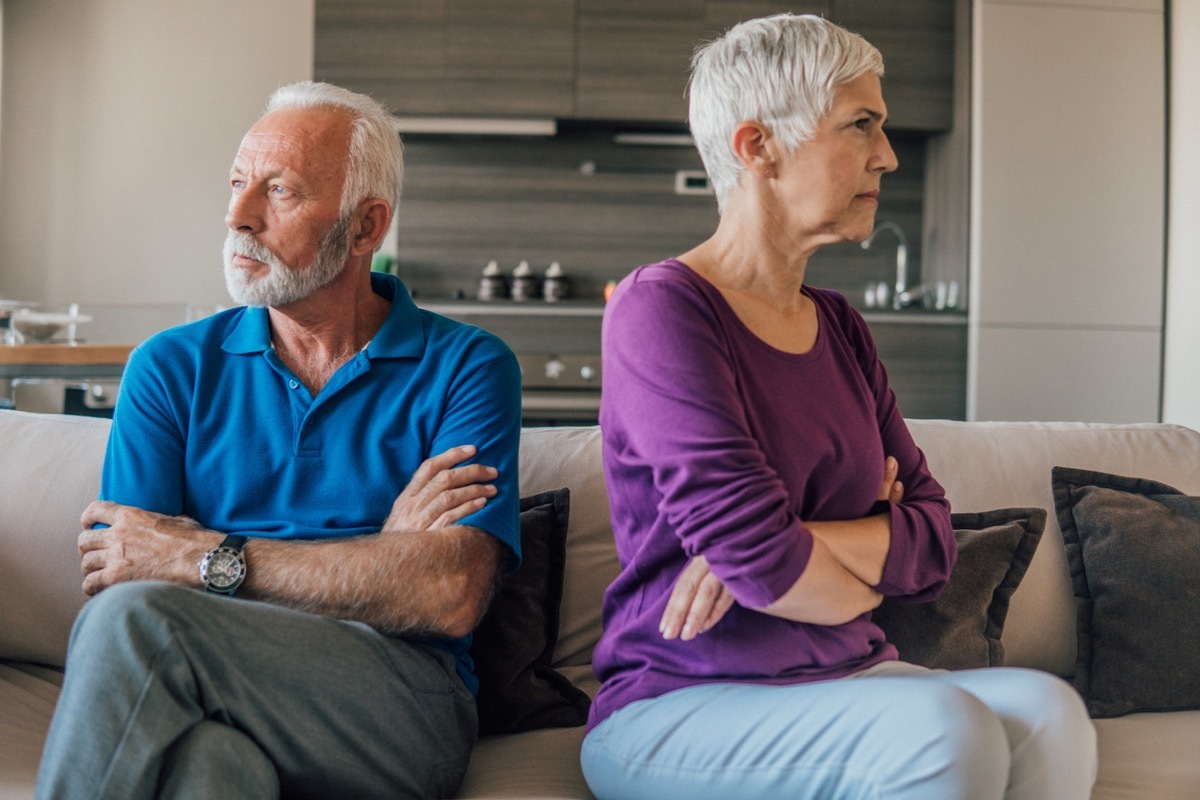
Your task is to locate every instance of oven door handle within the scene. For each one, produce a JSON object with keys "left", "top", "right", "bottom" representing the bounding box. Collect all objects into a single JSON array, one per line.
[{"left": 521, "top": 393, "right": 601, "bottom": 413}]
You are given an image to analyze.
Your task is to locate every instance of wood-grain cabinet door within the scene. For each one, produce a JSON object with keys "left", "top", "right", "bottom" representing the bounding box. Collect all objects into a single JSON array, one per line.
[
  {"left": 830, "top": 0, "right": 954, "bottom": 131},
  {"left": 315, "top": 0, "right": 575, "bottom": 117},
  {"left": 575, "top": 0, "right": 705, "bottom": 123},
  {"left": 575, "top": 1, "right": 830, "bottom": 124},
  {"left": 574, "top": 1, "right": 950, "bottom": 128}
]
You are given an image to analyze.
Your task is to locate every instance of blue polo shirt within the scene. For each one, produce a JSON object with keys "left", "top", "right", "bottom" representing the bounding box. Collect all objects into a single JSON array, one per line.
[{"left": 100, "top": 273, "right": 522, "bottom": 693}]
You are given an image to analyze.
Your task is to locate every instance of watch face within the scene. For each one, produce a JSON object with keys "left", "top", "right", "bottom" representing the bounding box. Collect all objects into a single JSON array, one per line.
[{"left": 202, "top": 548, "right": 245, "bottom": 591}]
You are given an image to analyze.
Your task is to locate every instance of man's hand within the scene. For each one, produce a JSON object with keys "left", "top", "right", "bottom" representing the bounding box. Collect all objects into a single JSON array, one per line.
[
  {"left": 659, "top": 555, "right": 735, "bottom": 641},
  {"left": 78, "top": 502, "right": 223, "bottom": 596},
  {"left": 383, "top": 445, "right": 498, "bottom": 532}
]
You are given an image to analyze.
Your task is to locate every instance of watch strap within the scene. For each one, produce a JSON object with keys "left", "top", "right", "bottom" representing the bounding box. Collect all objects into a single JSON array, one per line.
[{"left": 220, "top": 534, "right": 248, "bottom": 553}]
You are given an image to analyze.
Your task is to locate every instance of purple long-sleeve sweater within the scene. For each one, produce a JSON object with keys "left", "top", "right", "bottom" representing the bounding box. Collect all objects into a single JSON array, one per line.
[{"left": 588, "top": 259, "right": 956, "bottom": 731}]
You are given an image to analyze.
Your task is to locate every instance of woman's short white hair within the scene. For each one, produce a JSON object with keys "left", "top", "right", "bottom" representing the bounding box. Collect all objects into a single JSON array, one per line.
[
  {"left": 688, "top": 14, "right": 884, "bottom": 212},
  {"left": 266, "top": 81, "right": 404, "bottom": 223}
]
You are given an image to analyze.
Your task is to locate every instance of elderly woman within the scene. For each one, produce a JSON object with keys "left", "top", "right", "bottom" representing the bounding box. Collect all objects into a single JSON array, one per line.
[{"left": 581, "top": 14, "right": 1096, "bottom": 800}]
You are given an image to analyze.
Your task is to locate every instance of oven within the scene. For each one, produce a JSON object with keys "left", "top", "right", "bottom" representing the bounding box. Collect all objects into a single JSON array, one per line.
[
  {"left": 418, "top": 299, "right": 604, "bottom": 427},
  {"left": 517, "top": 352, "right": 601, "bottom": 427}
]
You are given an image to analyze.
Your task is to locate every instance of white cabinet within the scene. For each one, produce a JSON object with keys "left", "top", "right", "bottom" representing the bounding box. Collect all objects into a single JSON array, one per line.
[
  {"left": 973, "top": 327, "right": 1162, "bottom": 423},
  {"left": 969, "top": 0, "right": 1165, "bottom": 421}
]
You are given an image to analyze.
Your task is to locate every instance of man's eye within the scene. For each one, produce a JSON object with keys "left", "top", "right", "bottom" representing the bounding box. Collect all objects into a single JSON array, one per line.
[
  {"left": 231, "top": 179, "right": 245, "bottom": 190},
  {"left": 270, "top": 185, "right": 290, "bottom": 195},
  {"left": 855, "top": 118, "right": 872, "bottom": 130}
]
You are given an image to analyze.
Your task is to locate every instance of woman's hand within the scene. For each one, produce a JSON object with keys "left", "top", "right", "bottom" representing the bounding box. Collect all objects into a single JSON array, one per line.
[
  {"left": 660, "top": 455, "right": 903, "bottom": 637},
  {"left": 878, "top": 455, "right": 903, "bottom": 504},
  {"left": 659, "top": 555, "right": 736, "bottom": 641}
]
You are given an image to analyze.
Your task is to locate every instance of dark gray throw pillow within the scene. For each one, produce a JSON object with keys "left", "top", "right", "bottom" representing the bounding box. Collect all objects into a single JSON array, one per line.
[
  {"left": 470, "top": 487, "right": 590, "bottom": 735},
  {"left": 873, "top": 508, "right": 1045, "bottom": 671},
  {"left": 1052, "top": 467, "right": 1200, "bottom": 718}
]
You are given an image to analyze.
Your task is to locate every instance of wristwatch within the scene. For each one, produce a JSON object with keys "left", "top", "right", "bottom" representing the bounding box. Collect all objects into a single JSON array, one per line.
[{"left": 199, "top": 534, "right": 248, "bottom": 596}]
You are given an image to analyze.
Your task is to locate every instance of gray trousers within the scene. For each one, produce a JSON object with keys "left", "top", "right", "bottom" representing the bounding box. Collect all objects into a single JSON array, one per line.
[{"left": 36, "top": 581, "right": 477, "bottom": 800}]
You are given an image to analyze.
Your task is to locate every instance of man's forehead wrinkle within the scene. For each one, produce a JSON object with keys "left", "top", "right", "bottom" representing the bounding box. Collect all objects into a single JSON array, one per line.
[{"left": 233, "top": 119, "right": 348, "bottom": 188}]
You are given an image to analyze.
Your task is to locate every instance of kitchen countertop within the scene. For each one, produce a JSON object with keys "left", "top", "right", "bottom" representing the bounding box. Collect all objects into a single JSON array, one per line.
[
  {"left": 420, "top": 299, "right": 968, "bottom": 325},
  {"left": 0, "top": 343, "right": 133, "bottom": 380}
]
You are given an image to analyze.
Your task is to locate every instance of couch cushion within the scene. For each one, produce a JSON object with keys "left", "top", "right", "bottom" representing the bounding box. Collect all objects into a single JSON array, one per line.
[
  {"left": 1093, "top": 710, "right": 1200, "bottom": 800},
  {"left": 471, "top": 488, "right": 590, "bottom": 735},
  {"left": 0, "top": 662, "right": 62, "bottom": 800},
  {"left": 873, "top": 507, "right": 1044, "bottom": 670},
  {"left": 0, "top": 411, "right": 110, "bottom": 667},
  {"left": 1052, "top": 467, "right": 1200, "bottom": 717},
  {"left": 455, "top": 726, "right": 592, "bottom": 800},
  {"left": 908, "top": 420, "right": 1200, "bottom": 678}
]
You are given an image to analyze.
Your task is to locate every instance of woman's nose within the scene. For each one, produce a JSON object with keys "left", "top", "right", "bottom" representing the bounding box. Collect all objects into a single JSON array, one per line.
[{"left": 873, "top": 131, "right": 899, "bottom": 174}]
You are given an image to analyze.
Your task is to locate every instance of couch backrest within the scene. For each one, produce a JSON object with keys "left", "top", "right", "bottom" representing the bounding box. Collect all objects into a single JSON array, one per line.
[
  {"left": 6, "top": 410, "right": 1199, "bottom": 685},
  {"left": 908, "top": 419, "right": 1200, "bottom": 676},
  {"left": 521, "top": 420, "right": 1200, "bottom": 685},
  {"left": 0, "top": 410, "right": 110, "bottom": 667}
]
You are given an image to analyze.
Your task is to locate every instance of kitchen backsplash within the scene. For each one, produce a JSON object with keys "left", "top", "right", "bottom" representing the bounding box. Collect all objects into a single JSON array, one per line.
[{"left": 391, "top": 124, "right": 926, "bottom": 306}]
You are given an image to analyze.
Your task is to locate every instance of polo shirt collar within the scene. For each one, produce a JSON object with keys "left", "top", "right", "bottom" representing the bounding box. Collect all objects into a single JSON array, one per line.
[{"left": 221, "top": 272, "right": 427, "bottom": 359}]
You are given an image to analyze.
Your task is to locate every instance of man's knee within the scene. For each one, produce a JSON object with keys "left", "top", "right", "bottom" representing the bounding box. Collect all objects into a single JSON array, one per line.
[{"left": 70, "top": 581, "right": 201, "bottom": 659}]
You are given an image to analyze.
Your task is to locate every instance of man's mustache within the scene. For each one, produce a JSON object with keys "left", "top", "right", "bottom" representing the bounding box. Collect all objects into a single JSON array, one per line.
[{"left": 225, "top": 232, "right": 277, "bottom": 265}]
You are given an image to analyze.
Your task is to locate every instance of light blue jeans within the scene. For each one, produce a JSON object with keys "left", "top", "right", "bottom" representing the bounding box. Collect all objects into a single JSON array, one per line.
[
  {"left": 581, "top": 661, "right": 1097, "bottom": 800},
  {"left": 36, "top": 581, "right": 476, "bottom": 800}
]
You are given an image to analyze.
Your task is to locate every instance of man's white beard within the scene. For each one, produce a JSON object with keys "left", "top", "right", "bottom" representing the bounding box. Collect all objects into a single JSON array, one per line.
[{"left": 223, "top": 215, "right": 353, "bottom": 308}]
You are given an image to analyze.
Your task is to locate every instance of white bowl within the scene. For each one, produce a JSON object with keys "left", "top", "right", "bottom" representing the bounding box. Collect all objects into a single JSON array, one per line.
[{"left": 10, "top": 310, "right": 92, "bottom": 342}]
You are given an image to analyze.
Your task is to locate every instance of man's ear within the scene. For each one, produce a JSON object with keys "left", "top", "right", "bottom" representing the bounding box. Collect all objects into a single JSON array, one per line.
[
  {"left": 349, "top": 199, "right": 392, "bottom": 256},
  {"left": 730, "top": 120, "right": 777, "bottom": 179}
]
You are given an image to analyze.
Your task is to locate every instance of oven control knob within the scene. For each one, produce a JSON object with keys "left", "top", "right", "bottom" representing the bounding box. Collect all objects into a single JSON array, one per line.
[
  {"left": 580, "top": 365, "right": 596, "bottom": 381},
  {"left": 545, "top": 358, "right": 566, "bottom": 380}
]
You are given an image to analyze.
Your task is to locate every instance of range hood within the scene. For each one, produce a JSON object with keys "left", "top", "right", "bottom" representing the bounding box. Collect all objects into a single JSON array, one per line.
[{"left": 392, "top": 116, "right": 557, "bottom": 137}]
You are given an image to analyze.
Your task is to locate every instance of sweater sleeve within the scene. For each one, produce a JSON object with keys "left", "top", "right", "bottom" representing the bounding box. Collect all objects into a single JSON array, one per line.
[
  {"left": 601, "top": 272, "right": 814, "bottom": 609},
  {"left": 843, "top": 305, "right": 957, "bottom": 601}
]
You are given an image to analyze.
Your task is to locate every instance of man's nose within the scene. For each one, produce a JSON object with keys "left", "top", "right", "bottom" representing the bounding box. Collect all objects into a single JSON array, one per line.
[{"left": 225, "top": 189, "right": 263, "bottom": 233}]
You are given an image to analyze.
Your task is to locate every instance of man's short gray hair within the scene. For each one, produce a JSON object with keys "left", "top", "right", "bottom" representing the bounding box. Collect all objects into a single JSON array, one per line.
[
  {"left": 688, "top": 14, "right": 884, "bottom": 212},
  {"left": 266, "top": 81, "right": 403, "bottom": 223}
]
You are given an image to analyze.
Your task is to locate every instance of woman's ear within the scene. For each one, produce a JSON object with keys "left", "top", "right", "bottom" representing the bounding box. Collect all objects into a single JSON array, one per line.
[{"left": 730, "top": 121, "right": 776, "bottom": 179}]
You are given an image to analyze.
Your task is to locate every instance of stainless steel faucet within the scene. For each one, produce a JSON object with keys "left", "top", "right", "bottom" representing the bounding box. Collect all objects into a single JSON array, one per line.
[{"left": 861, "top": 220, "right": 913, "bottom": 309}]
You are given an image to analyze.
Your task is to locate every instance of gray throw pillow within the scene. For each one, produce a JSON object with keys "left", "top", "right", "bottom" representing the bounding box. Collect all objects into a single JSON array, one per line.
[
  {"left": 470, "top": 487, "right": 591, "bottom": 735},
  {"left": 873, "top": 508, "right": 1045, "bottom": 670},
  {"left": 1052, "top": 466, "right": 1200, "bottom": 718}
]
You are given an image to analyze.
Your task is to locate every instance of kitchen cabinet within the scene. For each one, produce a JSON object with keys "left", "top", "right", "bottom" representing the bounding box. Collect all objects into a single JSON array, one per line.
[
  {"left": 574, "top": 0, "right": 708, "bottom": 122},
  {"left": 314, "top": 0, "right": 576, "bottom": 117},
  {"left": 577, "top": 0, "right": 951, "bottom": 128},
  {"left": 314, "top": 0, "right": 954, "bottom": 130},
  {"left": 831, "top": 0, "right": 954, "bottom": 130},
  {"left": 969, "top": 0, "right": 1164, "bottom": 422},
  {"left": 868, "top": 316, "right": 967, "bottom": 420}
]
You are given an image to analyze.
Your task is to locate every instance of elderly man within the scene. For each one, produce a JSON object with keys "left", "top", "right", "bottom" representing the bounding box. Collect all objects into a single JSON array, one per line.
[{"left": 35, "top": 82, "right": 521, "bottom": 799}]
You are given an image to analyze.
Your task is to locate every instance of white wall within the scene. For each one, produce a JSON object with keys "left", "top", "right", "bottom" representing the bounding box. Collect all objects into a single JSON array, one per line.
[
  {"left": 0, "top": 0, "right": 313, "bottom": 310},
  {"left": 1163, "top": 0, "right": 1200, "bottom": 428}
]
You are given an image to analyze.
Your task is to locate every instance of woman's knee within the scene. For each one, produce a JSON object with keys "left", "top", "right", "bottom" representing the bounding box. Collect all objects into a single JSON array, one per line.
[
  {"left": 957, "top": 667, "right": 1094, "bottom": 744},
  {"left": 898, "top": 683, "right": 1010, "bottom": 796}
]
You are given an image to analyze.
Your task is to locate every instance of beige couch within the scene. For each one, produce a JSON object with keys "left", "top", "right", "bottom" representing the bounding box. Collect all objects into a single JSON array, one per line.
[{"left": 2, "top": 409, "right": 1199, "bottom": 799}]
